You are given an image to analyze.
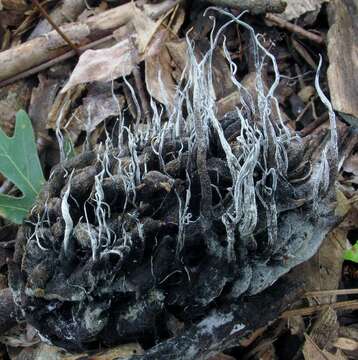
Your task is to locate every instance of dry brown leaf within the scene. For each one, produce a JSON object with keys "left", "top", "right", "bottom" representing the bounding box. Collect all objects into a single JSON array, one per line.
[
  {"left": 7, "top": 342, "right": 143, "bottom": 360},
  {"left": 29, "top": 74, "right": 60, "bottom": 134},
  {"left": 76, "top": 83, "right": 125, "bottom": 133},
  {"left": 144, "top": 6, "right": 186, "bottom": 106},
  {"left": 165, "top": 39, "right": 188, "bottom": 79},
  {"left": 145, "top": 42, "right": 177, "bottom": 106},
  {"left": 0, "top": 80, "right": 31, "bottom": 135},
  {"left": 61, "top": 39, "right": 139, "bottom": 93},
  {"left": 0, "top": 324, "right": 40, "bottom": 348},
  {"left": 343, "top": 154, "right": 358, "bottom": 176},
  {"left": 65, "top": 343, "right": 143, "bottom": 359},
  {"left": 297, "top": 222, "right": 347, "bottom": 306},
  {"left": 131, "top": 2, "right": 159, "bottom": 54},
  {"left": 322, "top": 349, "right": 348, "bottom": 360},
  {"left": 309, "top": 307, "right": 339, "bottom": 351},
  {"left": 303, "top": 334, "right": 330, "bottom": 360},
  {"left": 334, "top": 337, "right": 358, "bottom": 351},
  {"left": 146, "top": 37, "right": 235, "bottom": 107},
  {"left": 47, "top": 84, "right": 86, "bottom": 145},
  {"left": 335, "top": 188, "right": 351, "bottom": 217}
]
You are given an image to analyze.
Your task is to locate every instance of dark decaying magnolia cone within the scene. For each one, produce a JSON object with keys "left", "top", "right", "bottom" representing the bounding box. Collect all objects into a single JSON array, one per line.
[{"left": 8, "top": 13, "right": 350, "bottom": 359}]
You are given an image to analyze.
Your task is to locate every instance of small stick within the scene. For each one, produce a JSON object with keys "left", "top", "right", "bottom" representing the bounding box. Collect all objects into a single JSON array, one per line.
[
  {"left": 299, "top": 111, "right": 329, "bottom": 137},
  {"left": 305, "top": 289, "right": 358, "bottom": 297},
  {"left": 0, "top": 34, "right": 114, "bottom": 88},
  {"left": 266, "top": 13, "right": 324, "bottom": 44},
  {"left": 32, "top": 0, "right": 81, "bottom": 55},
  {"left": 292, "top": 38, "right": 317, "bottom": 70},
  {"left": 281, "top": 300, "right": 358, "bottom": 318}
]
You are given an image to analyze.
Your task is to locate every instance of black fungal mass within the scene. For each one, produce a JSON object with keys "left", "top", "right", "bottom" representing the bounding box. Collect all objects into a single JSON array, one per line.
[{"left": 8, "top": 14, "right": 351, "bottom": 359}]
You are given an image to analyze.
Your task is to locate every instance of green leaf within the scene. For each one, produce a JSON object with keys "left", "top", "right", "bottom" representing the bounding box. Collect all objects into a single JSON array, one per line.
[
  {"left": 344, "top": 241, "right": 358, "bottom": 263},
  {"left": 0, "top": 110, "right": 45, "bottom": 224}
]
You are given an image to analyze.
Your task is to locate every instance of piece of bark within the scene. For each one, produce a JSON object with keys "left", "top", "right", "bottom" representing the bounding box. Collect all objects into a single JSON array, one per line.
[
  {"left": 198, "top": 0, "right": 287, "bottom": 14},
  {"left": 0, "top": 0, "right": 180, "bottom": 82},
  {"left": 0, "top": 288, "right": 16, "bottom": 334},
  {"left": 127, "top": 276, "right": 301, "bottom": 360},
  {"left": 327, "top": 0, "right": 358, "bottom": 118}
]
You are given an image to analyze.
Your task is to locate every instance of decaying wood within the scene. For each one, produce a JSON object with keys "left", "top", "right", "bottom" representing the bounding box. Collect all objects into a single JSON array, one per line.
[
  {"left": 199, "top": 0, "right": 287, "bottom": 14},
  {"left": 0, "top": 0, "right": 180, "bottom": 83},
  {"left": 327, "top": 0, "right": 358, "bottom": 118}
]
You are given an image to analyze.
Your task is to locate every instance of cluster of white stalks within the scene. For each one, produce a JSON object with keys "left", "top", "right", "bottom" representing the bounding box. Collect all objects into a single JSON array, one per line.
[{"left": 31, "top": 9, "right": 337, "bottom": 266}]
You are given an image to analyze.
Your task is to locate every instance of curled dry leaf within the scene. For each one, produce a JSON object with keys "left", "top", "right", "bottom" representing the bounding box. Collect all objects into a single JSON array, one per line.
[
  {"left": 76, "top": 83, "right": 125, "bottom": 133},
  {"left": 7, "top": 342, "right": 143, "bottom": 360},
  {"left": 144, "top": 6, "right": 186, "bottom": 105},
  {"left": 132, "top": 1, "right": 160, "bottom": 54},
  {"left": 29, "top": 74, "right": 60, "bottom": 134},
  {"left": 0, "top": 81, "right": 31, "bottom": 136},
  {"left": 145, "top": 38, "right": 178, "bottom": 106},
  {"left": 303, "top": 334, "right": 348, "bottom": 360},
  {"left": 47, "top": 84, "right": 86, "bottom": 144},
  {"left": 343, "top": 154, "right": 358, "bottom": 176},
  {"left": 61, "top": 39, "right": 139, "bottom": 93}
]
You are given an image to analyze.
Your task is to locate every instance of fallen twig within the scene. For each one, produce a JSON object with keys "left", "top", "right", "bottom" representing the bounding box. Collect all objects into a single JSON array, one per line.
[
  {"left": 200, "top": 0, "right": 287, "bottom": 14},
  {"left": 266, "top": 13, "right": 324, "bottom": 44},
  {"left": 281, "top": 300, "right": 358, "bottom": 318},
  {"left": 305, "top": 289, "right": 358, "bottom": 297},
  {"left": 299, "top": 112, "right": 329, "bottom": 137}
]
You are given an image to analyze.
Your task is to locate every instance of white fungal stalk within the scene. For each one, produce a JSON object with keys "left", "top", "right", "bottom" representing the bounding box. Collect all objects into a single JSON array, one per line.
[
  {"left": 55, "top": 102, "right": 69, "bottom": 163},
  {"left": 61, "top": 170, "right": 74, "bottom": 255}
]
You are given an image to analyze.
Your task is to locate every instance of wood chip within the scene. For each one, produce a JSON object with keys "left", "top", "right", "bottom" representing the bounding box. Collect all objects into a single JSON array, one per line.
[{"left": 327, "top": 0, "right": 358, "bottom": 118}]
